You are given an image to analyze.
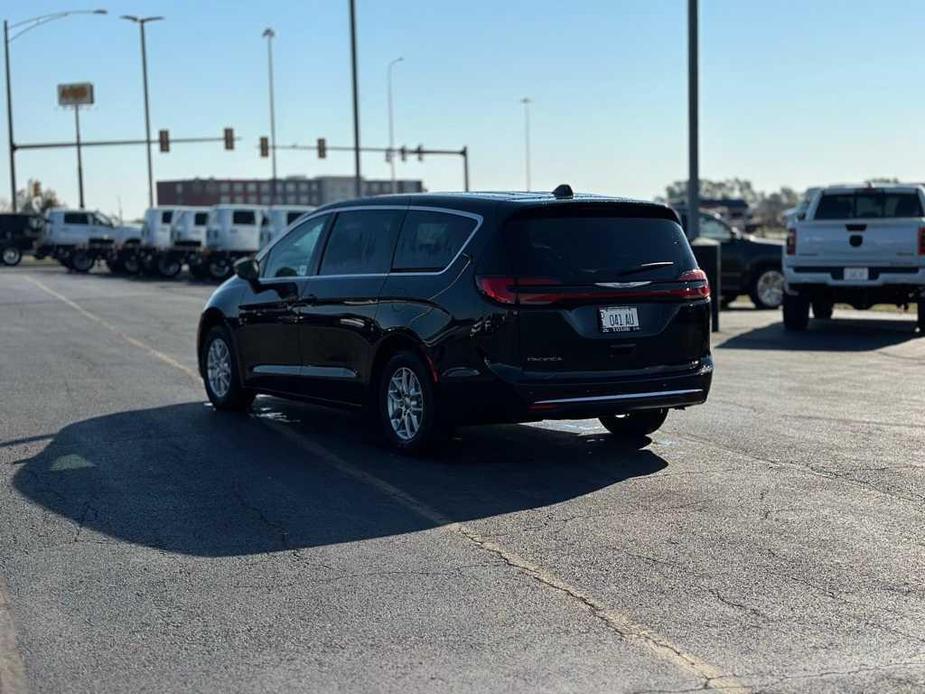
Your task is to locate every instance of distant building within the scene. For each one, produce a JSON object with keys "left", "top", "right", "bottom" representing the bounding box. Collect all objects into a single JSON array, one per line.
[{"left": 156, "top": 176, "right": 425, "bottom": 208}]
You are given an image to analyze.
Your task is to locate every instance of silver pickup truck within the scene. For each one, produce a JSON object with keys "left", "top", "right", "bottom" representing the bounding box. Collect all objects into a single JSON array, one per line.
[{"left": 782, "top": 184, "right": 925, "bottom": 332}]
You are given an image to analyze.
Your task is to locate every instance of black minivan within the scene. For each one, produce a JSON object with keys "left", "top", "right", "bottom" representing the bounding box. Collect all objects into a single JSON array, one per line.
[{"left": 197, "top": 187, "right": 713, "bottom": 452}]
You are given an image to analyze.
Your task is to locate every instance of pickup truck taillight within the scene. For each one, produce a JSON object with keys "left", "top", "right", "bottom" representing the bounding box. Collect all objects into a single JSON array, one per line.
[
  {"left": 786, "top": 228, "right": 797, "bottom": 255},
  {"left": 919, "top": 226, "right": 925, "bottom": 255}
]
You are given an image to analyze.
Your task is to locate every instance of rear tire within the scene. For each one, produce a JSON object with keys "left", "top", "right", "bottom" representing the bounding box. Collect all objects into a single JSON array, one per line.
[
  {"left": 207, "top": 257, "right": 232, "bottom": 282},
  {"left": 377, "top": 351, "right": 446, "bottom": 455},
  {"left": 750, "top": 267, "right": 785, "bottom": 309},
  {"left": 201, "top": 326, "right": 255, "bottom": 411},
  {"left": 782, "top": 293, "right": 810, "bottom": 331},
  {"left": 1, "top": 246, "right": 22, "bottom": 266},
  {"left": 122, "top": 251, "right": 141, "bottom": 275},
  {"left": 812, "top": 300, "right": 833, "bottom": 320},
  {"left": 156, "top": 255, "right": 182, "bottom": 278},
  {"left": 599, "top": 409, "right": 668, "bottom": 437},
  {"left": 70, "top": 250, "right": 95, "bottom": 273}
]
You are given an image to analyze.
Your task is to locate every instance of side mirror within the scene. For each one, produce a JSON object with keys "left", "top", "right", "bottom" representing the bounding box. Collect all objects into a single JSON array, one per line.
[{"left": 234, "top": 257, "right": 260, "bottom": 282}]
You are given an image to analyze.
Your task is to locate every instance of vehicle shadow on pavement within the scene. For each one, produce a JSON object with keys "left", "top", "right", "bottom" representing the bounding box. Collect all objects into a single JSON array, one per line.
[
  {"left": 719, "top": 317, "right": 920, "bottom": 351},
  {"left": 12, "top": 401, "right": 666, "bottom": 557}
]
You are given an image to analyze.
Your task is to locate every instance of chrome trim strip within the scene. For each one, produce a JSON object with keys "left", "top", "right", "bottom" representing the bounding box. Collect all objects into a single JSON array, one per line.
[
  {"left": 534, "top": 388, "right": 703, "bottom": 406},
  {"left": 256, "top": 205, "right": 484, "bottom": 282},
  {"left": 252, "top": 365, "right": 357, "bottom": 379}
]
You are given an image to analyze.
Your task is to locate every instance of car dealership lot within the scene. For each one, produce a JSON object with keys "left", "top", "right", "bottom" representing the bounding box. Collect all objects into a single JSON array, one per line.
[{"left": 1, "top": 265, "right": 924, "bottom": 693}]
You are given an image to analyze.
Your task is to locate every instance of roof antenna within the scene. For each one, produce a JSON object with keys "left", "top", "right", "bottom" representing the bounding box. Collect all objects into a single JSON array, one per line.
[{"left": 552, "top": 184, "right": 573, "bottom": 198}]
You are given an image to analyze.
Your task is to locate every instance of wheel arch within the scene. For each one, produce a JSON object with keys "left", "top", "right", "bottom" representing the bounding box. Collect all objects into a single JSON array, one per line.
[
  {"left": 368, "top": 330, "right": 435, "bottom": 403},
  {"left": 197, "top": 308, "right": 232, "bottom": 377}
]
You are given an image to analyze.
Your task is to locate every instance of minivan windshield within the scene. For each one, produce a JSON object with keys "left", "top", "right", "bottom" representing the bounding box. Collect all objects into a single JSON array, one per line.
[{"left": 506, "top": 215, "right": 696, "bottom": 284}]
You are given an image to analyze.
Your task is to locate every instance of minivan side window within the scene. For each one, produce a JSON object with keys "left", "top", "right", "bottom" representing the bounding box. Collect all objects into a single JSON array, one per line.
[
  {"left": 392, "top": 210, "right": 477, "bottom": 272},
  {"left": 64, "top": 212, "right": 88, "bottom": 225},
  {"left": 262, "top": 215, "right": 329, "bottom": 279},
  {"left": 194, "top": 212, "right": 208, "bottom": 226},
  {"left": 232, "top": 210, "right": 256, "bottom": 225},
  {"left": 318, "top": 209, "right": 404, "bottom": 276}
]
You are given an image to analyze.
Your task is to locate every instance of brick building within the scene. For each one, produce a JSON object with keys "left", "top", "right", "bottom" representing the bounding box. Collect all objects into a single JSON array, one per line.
[{"left": 156, "top": 175, "right": 425, "bottom": 208}]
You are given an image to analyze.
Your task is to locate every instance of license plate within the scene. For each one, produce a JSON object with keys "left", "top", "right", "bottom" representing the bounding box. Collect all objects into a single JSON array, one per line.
[
  {"left": 599, "top": 306, "right": 639, "bottom": 333},
  {"left": 844, "top": 267, "right": 869, "bottom": 281}
]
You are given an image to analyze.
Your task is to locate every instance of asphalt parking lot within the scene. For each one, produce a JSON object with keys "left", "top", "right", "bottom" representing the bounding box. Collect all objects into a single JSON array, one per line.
[{"left": 1, "top": 264, "right": 924, "bottom": 693}]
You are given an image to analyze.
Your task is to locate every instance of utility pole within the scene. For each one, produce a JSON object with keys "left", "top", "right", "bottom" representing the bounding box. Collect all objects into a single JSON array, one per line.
[
  {"left": 121, "top": 15, "right": 163, "bottom": 209},
  {"left": 387, "top": 56, "right": 403, "bottom": 193},
  {"left": 521, "top": 97, "right": 532, "bottom": 191},
  {"left": 3, "top": 20, "right": 14, "bottom": 211},
  {"left": 263, "top": 28, "right": 278, "bottom": 205},
  {"left": 348, "top": 0, "right": 361, "bottom": 197},
  {"left": 687, "top": 0, "right": 700, "bottom": 241}
]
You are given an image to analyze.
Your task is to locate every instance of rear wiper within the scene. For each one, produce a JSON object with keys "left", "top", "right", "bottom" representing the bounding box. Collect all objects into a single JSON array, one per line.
[{"left": 617, "top": 261, "right": 674, "bottom": 277}]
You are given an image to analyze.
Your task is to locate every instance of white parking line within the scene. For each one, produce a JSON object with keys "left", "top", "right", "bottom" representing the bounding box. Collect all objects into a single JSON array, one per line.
[
  {"left": 21, "top": 271, "right": 748, "bottom": 692},
  {"left": 0, "top": 577, "right": 27, "bottom": 694}
]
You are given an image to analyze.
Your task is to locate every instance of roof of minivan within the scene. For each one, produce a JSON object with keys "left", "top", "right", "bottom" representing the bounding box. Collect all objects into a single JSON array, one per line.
[{"left": 317, "top": 191, "right": 679, "bottom": 222}]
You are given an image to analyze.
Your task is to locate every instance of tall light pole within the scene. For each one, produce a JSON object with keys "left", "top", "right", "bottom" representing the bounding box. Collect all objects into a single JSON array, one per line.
[
  {"left": 387, "top": 56, "right": 403, "bottom": 194},
  {"left": 4, "top": 9, "right": 107, "bottom": 212},
  {"left": 687, "top": 0, "right": 700, "bottom": 241},
  {"left": 521, "top": 97, "right": 532, "bottom": 191},
  {"left": 348, "top": 0, "right": 361, "bottom": 197},
  {"left": 263, "top": 28, "right": 278, "bottom": 205},
  {"left": 121, "top": 14, "right": 163, "bottom": 210}
]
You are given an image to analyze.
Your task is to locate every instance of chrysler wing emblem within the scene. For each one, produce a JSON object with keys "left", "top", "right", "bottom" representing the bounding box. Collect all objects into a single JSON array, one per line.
[{"left": 595, "top": 281, "right": 652, "bottom": 289}]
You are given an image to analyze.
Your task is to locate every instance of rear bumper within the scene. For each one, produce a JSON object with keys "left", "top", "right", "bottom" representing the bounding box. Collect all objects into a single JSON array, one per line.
[
  {"left": 785, "top": 266, "right": 925, "bottom": 287},
  {"left": 439, "top": 357, "right": 713, "bottom": 424}
]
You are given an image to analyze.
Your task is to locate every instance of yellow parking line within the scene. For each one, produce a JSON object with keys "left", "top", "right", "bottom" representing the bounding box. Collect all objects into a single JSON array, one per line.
[
  {"left": 22, "top": 272, "right": 747, "bottom": 691},
  {"left": 23, "top": 276, "right": 199, "bottom": 383}
]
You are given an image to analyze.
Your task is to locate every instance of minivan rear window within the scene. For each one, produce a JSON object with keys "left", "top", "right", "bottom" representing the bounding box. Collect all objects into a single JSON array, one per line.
[
  {"left": 814, "top": 192, "right": 923, "bottom": 219},
  {"left": 232, "top": 210, "right": 256, "bottom": 225},
  {"left": 392, "top": 211, "right": 476, "bottom": 272},
  {"left": 507, "top": 216, "right": 696, "bottom": 283}
]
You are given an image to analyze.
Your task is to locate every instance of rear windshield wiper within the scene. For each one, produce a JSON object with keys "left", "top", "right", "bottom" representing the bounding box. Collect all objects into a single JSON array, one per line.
[{"left": 616, "top": 261, "right": 674, "bottom": 277}]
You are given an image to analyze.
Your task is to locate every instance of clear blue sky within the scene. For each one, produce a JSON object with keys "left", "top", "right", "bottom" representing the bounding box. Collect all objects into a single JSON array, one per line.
[{"left": 3, "top": 0, "right": 924, "bottom": 219}]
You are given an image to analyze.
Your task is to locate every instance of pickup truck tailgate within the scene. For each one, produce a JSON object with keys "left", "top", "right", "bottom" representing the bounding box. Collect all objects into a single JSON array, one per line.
[{"left": 794, "top": 219, "right": 922, "bottom": 265}]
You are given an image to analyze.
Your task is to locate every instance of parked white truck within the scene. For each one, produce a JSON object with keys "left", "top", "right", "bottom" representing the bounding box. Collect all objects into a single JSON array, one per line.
[
  {"left": 196, "top": 204, "right": 265, "bottom": 281},
  {"left": 259, "top": 206, "right": 315, "bottom": 249},
  {"left": 36, "top": 209, "right": 140, "bottom": 273},
  {"left": 783, "top": 184, "right": 925, "bottom": 331}
]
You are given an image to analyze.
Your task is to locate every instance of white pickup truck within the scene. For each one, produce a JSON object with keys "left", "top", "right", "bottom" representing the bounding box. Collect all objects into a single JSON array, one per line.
[{"left": 783, "top": 184, "right": 925, "bottom": 332}]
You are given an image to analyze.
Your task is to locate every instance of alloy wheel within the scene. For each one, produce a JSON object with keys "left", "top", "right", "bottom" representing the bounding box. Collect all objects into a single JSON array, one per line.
[
  {"left": 387, "top": 367, "right": 424, "bottom": 441},
  {"left": 756, "top": 269, "right": 784, "bottom": 308},
  {"left": 207, "top": 338, "right": 232, "bottom": 398}
]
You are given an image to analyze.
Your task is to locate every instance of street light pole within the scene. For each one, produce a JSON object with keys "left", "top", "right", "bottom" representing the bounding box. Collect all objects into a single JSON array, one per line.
[
  {"left": 387, "top": 56, "right": 403, "bottom": 194},
  {"left": 121, "top": 15, "right": 163, "bottom": 210},
  {"left": 687, "top": 0, "right": 700, "bottom": 241},
  {"left": 521, "top": 97, "right": 531, "bottom": 191},
  {"left": 263, "top": 28, "right": 278, "bottom": 206},
  {"left": 4, "top": 9, "right": 107, "bottom": 212},
  {"left": 73, "top": 105, "right": 84, "bottom": 208},
  {"left": 348, "top": 0, "right": 361, "bottom": 198}
]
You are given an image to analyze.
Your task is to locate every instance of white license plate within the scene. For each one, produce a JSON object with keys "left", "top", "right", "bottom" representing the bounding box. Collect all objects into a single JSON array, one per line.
[
  {"left": 599, "top": 306, "right": 639, "bottom": 333},
  {"left": 844, "top": 267, "right": 869, "bottom": 281}
]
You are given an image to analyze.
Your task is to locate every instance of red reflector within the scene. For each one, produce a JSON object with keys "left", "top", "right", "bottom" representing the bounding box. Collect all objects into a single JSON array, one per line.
[
  {"left": 918, "top": 227, "right": 925, "bottom": 255},
  {"left": 786, "top": 228, "right": 797, "bottom": 255}
]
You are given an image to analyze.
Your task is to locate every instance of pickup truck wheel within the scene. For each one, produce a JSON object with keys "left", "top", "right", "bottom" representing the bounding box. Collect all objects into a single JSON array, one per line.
[
  {"left": 599, "top": 409, "right": 668, "bottom": 437},
  {"left": 70, "top": 250, "right": 95, "bottom": 273},
  {"left": 207, "top": 258, "right": 232, "bottom": 281},
  {"left": 201, "top": 326, "right": 255, "bottom": 411},
  {"left": 750, "top": 268, "right": 785, "bottom": 309},
  {"left": 783, "top": 293, "right": 810, "bottom": 331},
  {"left": 918, "top": 301, "right": 925, "bottom": 333},
  {"left": 156, "top": 255, "right": 182, "bottom": 278},
  {"left": 812, "top": 300, "right": 833, "bottom": 320},
  {"left": 2, "top": 246, "right": 22, "bottom": 266},
  {"left": 122, "top": 252, "right": 141, "bottom": 275}
]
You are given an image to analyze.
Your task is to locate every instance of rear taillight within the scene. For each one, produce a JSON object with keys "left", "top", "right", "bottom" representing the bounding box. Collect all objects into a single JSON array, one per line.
[
  {"left": 918, "top": 226, "right": 925, "bottom": 255},
  {"left": 475, "top": 276, "right": 518, "bottom": 304},
  {"left": 676, "top": 268, "right": 711, "bottom": 299},
  {"left": 786, "top": 228, "right": 797, "bottom": 255}
]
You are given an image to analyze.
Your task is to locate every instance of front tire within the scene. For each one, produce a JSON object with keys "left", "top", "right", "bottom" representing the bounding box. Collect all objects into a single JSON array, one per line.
[
  {"left": 599, "top": 409, "right": 668, "bottom": 437},
  {"left": 201, "top": 326, "right": 255, "bottom": 411},
  {"left": 783, "top": 292, "right": 810, "bottom": 331},
  {"left": 377, "top": 351, "right": 445, "bottom": 454},
  {"left": 1, "top": 246, "right": 22, "bottom": 266},
  {"left": 750, "top": 267, "right": 785, "bottom": 309},
  {"left": 207, "top": 257, "right": 232, "bottom": 282},
  {"left": 156, "top": 254, "right": 182, "bottom": 278}
]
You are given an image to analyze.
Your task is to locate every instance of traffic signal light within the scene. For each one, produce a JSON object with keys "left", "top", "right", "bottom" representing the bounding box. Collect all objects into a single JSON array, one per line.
[
  {"left": 416, "top": 145, "right": 424, "bottom": 162},
  {"left": 317, "top": 137, "right": 327, "bottom": 159},
  {"left": 400, "top": 146, "right": 407, "bottom": 162},
  {"left": 223, "top": 127, "right": 235, "bottom": 150},
  {"left": 158, "top": 129, "right": 169, "bottom": 152},
  {"left": 259, "top": 137, "right": 269, "bottom": 158}
]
